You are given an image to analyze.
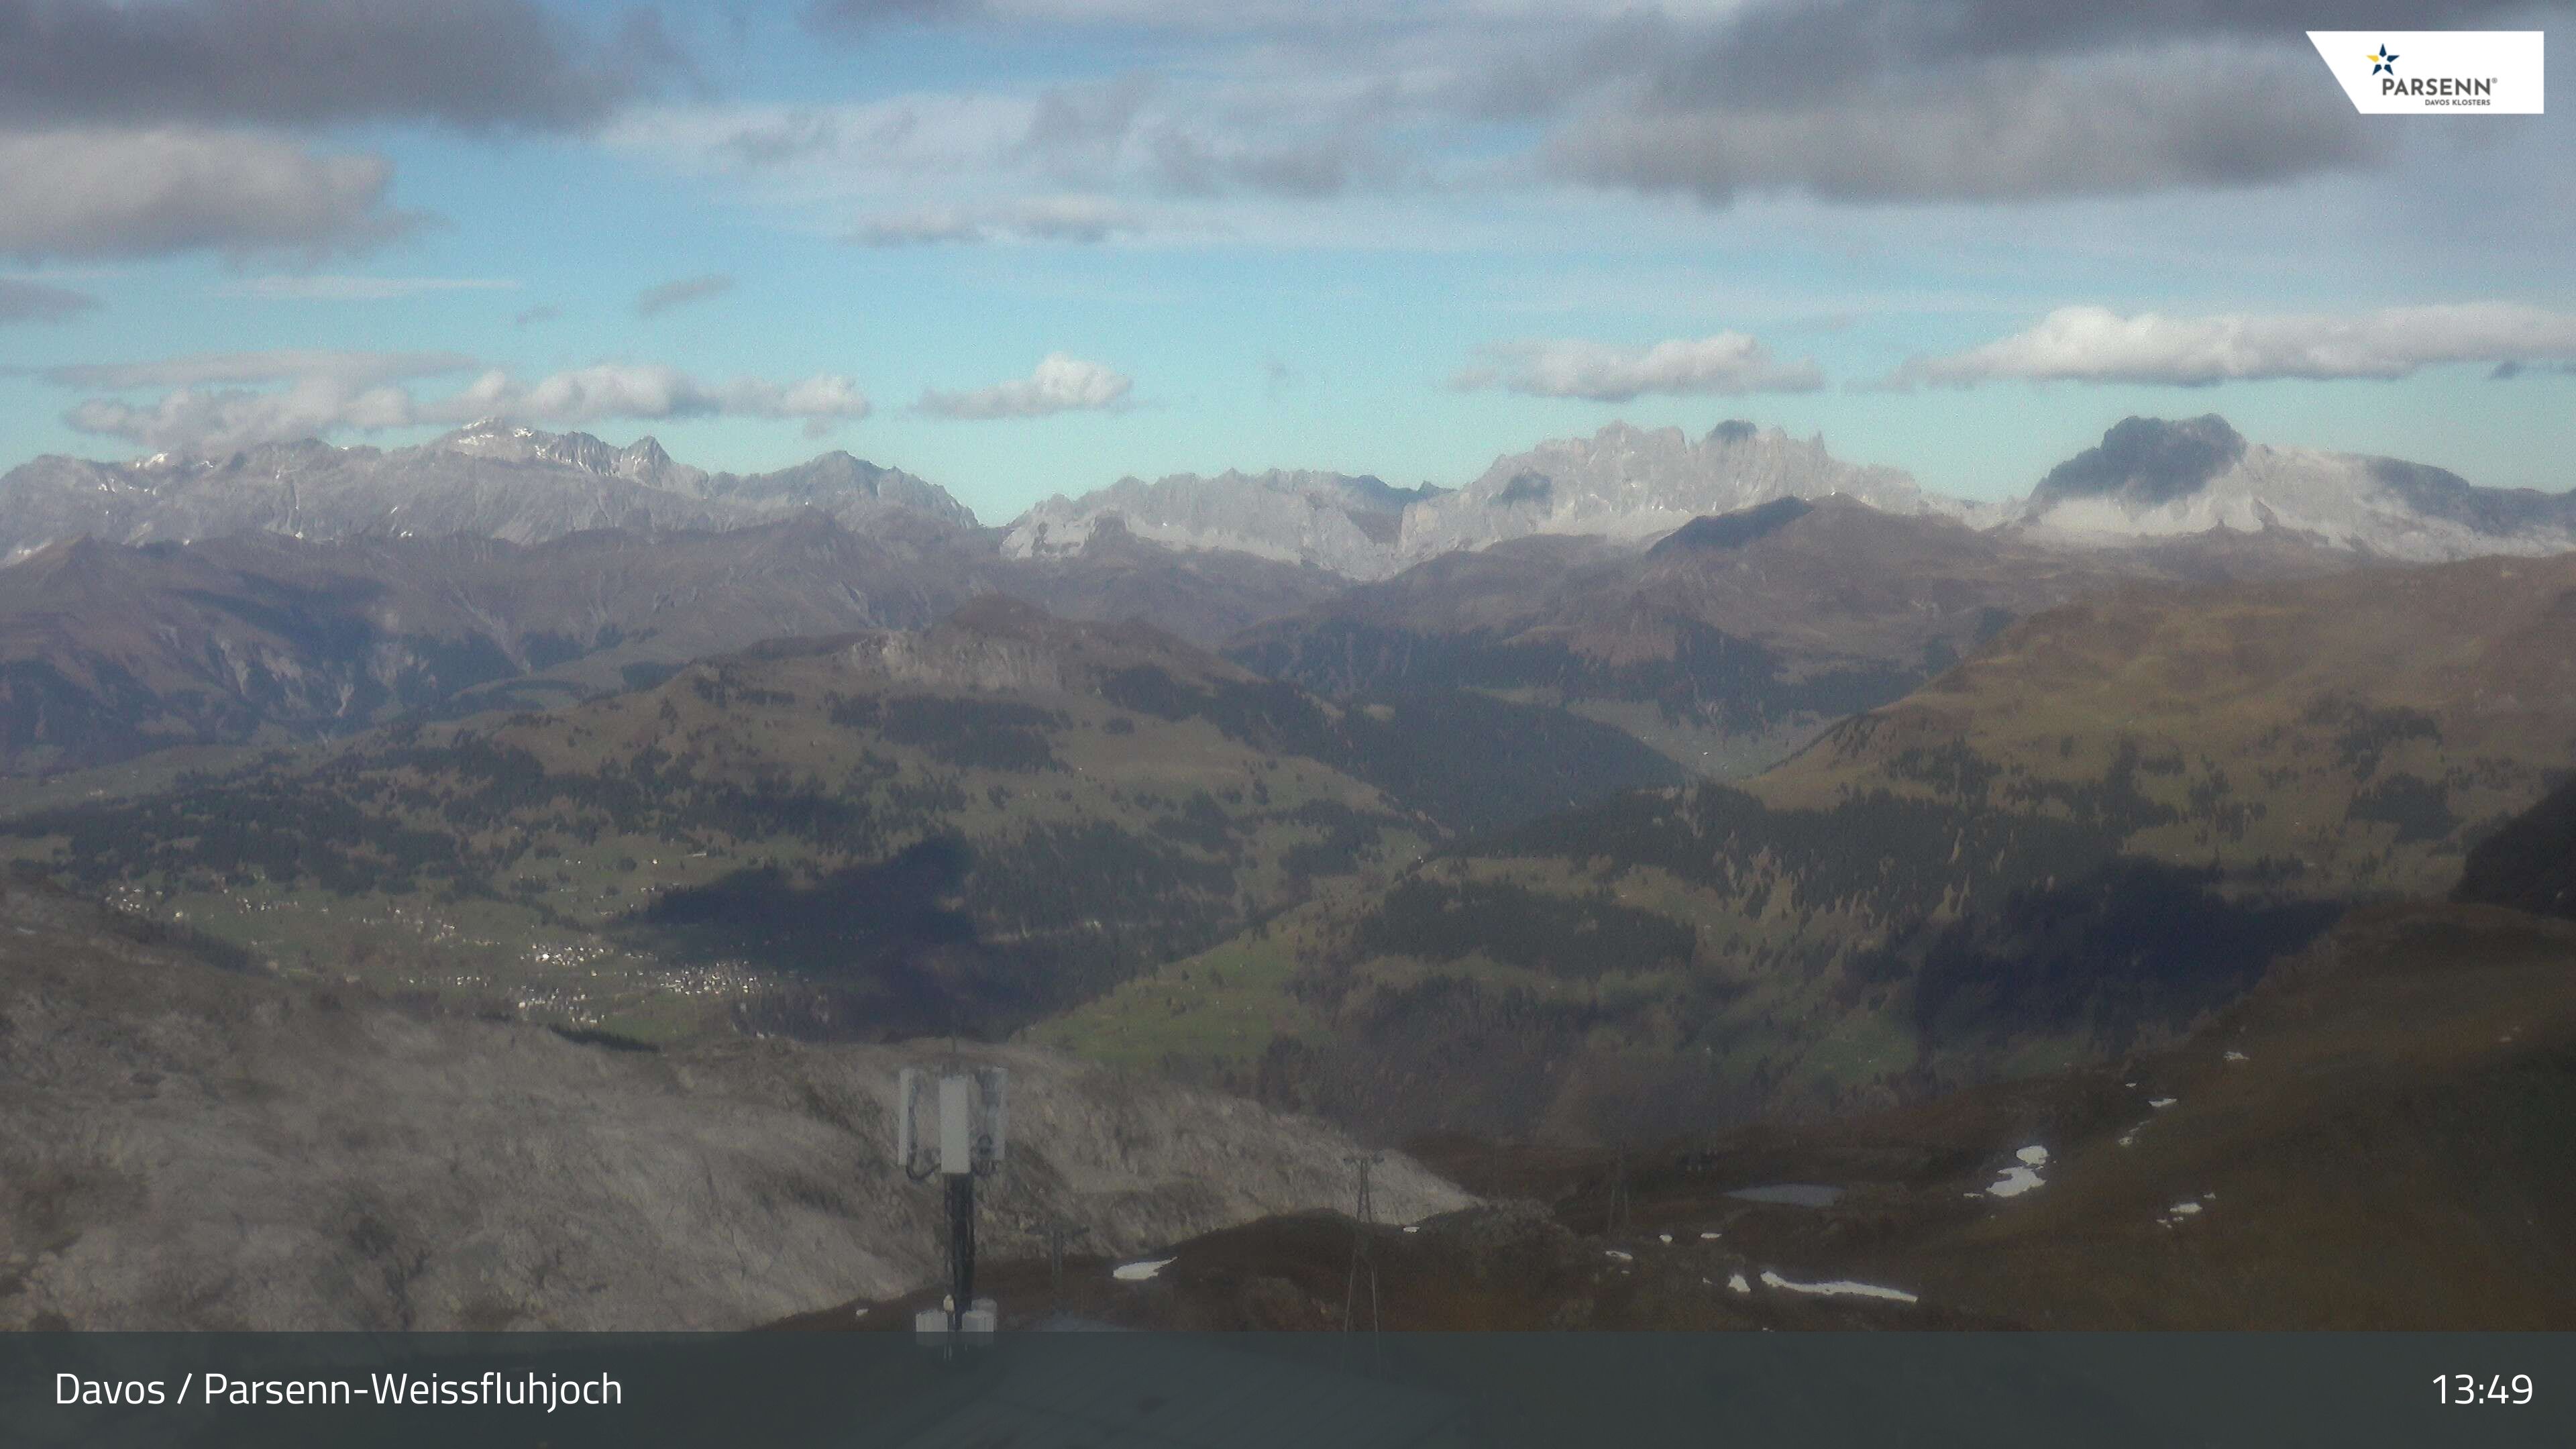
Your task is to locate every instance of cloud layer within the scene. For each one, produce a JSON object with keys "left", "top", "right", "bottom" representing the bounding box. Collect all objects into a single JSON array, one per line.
[
  {"left": 0, "top": 1, "right": 690, "bottom": 260},
  {"left": 1900, "top": 304, "right": 2576, "bottom": 386},
  {"left": 0, "top": 128, "right": 421, "bottom": 261},
  {"left": 219, "top": 275, "right": 519, "bottom": 302},
  {"left": 0, "top": 0, "right": 682, "bottom": 131},
  {"left": 1456, "top": 333, "right": 1824, "bottom": 402},
  {"left": 56, "top": 356, "right": 873, "bottom": 453},
  {"left": 849, "top": 195, "right": 1136, "bottom": 246},
  {"left": 917, "top": 354, "right": 1131, "bottom": 418}
]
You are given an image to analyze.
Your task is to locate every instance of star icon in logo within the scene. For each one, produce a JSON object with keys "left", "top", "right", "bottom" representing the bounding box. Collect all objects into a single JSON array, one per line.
[{"left": 2368, "top": 45, "right": 2399, "bottom": 75}]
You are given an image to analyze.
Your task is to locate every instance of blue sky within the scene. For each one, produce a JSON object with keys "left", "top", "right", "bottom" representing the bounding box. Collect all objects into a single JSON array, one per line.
[{"left": 3, "top": 0, "right": 2571, "bottom": 523}]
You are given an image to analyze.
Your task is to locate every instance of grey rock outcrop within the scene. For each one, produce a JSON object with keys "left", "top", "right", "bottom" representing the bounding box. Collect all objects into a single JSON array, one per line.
[
  {"left": 1397, "top": 421, "right": 1983, "bottom": 561},
  {"left": 1002, "top": 470, "right": 1436, "bottom": 581},
  {"left": 0, "top": 886, "right": 1467, "bottom": 1331}
]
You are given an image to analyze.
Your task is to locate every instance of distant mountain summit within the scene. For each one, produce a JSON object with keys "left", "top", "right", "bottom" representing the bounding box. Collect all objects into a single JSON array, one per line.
[
  {"left": 431, "top": 417, "right": 698, "bottom": 490},
  {"left": 0, "top": 425, "right": 978, "bottom": 559},
  {"left": 1002, "top": 469, "right": 1436, "bottom": 581},
  {"left": 692, "top": 449, "right": 977, "bottom": 530},
  {"left": 1001, "top": 423, "right": 1974, "bottom": 581},
  {"left": 2015, "top": 415, "right": 2576, "bottom": 561},
  {"left": 1398, "top": 420, "right": 1980, "bottom": 560}
]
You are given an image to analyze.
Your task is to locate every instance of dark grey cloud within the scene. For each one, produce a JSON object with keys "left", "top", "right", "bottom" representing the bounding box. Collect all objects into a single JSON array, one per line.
[
  {"left": 0, "top": 128, "right": 428, "bottom": 261},
  {"left": 1634, "top": 0, "right": 2559, "bottom": 111},
  {"left": 0, "top": 0, "right": 689, "bottom": 132},
  {"left": 1517, "top": 0, "right": 2567, "bottom": 205},
  {"left": 0, "top": 276, "right": 98, "bottom": 323},
  {"left": 1551, "top": 52, "right": 2376, "bottom": 205},
  {"left": 633, "top": 272, "right": 735, "bottom": 317}
]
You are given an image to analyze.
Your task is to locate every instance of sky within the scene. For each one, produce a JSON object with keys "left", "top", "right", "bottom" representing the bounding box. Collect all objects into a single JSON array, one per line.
[{"left": 2, "top": 0, "right": 2572, "bottom": 523}]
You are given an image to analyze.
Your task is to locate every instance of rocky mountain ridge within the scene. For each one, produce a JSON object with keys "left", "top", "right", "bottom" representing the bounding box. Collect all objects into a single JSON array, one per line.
[
  {"left": 13, "top": 415, "right": 2566, "bottom": 590},
  {"left": 2012, "top": 415, "right": 2576, "bottom": 561},
  {"left": 0, "top": 419, "right": 977, "bottom": 560}
]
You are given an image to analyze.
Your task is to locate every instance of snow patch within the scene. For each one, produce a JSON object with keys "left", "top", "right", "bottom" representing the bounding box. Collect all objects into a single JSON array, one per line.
[
  {"left": 1758, "top": 1271, "right": 1919, "bottom": 1304},
  {"left": 1113, "top": 1258, "right": 1174, "bottom": 1281},
  {"left": 2223, "top": 1051, "right": 2249, "bottom": 1062},
  {"left": 1727, "top": 1273, "right": 1751, "bottom": 1294},
  {"left": 2016, "top": 1144, "right": 2049, "bottom": 1167},
  {"left": 1986, "top": 1166, "right": 2045, "bottom": 1199},
  {"left": 2149, "top": 1097, "right": 2178, "bottom": 1110}
]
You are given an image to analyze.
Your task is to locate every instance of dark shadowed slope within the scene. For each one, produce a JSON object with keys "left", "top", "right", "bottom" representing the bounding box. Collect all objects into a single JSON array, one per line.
[
  {"left": 1056, "top": 551, "right": 2576, "bottom": 1142},
  {"left": 0, "top": 598, "right": 1676, "bottom": 1045}
]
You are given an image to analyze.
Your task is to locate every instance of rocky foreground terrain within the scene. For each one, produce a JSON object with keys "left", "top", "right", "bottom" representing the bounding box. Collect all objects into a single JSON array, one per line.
[{"left": 0, "top": 881, "right": 1466, "bottom": 1331}]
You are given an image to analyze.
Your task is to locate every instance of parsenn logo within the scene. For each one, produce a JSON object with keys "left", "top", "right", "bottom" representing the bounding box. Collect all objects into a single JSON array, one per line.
[{"left": 2306, "top": 31, "right": 2544, "bottom": 114}]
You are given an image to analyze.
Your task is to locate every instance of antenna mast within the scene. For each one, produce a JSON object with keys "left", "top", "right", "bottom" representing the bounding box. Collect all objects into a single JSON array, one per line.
[{"left": 898, "top": 1063, "right": 1008, "bottom": 1341}]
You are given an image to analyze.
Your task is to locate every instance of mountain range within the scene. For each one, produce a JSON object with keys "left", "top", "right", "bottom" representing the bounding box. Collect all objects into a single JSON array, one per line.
[
  {"left": 4, "top": 413, "right": 2559, "bottom": 782},
  {"left": 12, "top": 414, "right": 2572, "bottom": 589},
  {"left": 0, "top": 419, "right": 975, "bottom": 559},
  {"left": 998, "top": 416, "right": 2576, "bottom": 580}
]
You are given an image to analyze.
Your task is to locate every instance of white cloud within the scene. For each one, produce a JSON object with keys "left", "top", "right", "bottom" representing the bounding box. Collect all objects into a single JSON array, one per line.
[
  {"left": 218, "top": 275, "right": 521, "bottom": 301},
  {"left": 850, "top": 194, "right": 1138, "bottom": 246},
  {"left": 0, "top": 128, "right": 423, "bottom": 261},
  {"left": 1897, "top": 304, "right": 2576, "bottom": 387},
  {"left": 1454, "top": 332, "right": 1824, "bottom": 401},
  {"left": 66, "top": 377, "right": 424, "bottom": 457},
  {"left": 60, "top": 360, "right": 874, "bottom": 453},
  {"left": 917, "top": 353, "right": 1132, "bottom": 418}
]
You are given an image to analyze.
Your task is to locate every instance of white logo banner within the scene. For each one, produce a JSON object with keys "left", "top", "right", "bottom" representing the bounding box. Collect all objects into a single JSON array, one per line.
[{"left": 2306, "top": 30, "right": 2544, "bottom": 113}]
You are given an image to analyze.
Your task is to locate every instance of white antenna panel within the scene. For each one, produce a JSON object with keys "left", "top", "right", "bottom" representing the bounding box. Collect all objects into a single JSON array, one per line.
[
  {"left": 938, "top": 1074, "right": 973, "bottom": 1174},
  {"left": 894, "top": 1064, "right": 1008, "bottom": 1177}
]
